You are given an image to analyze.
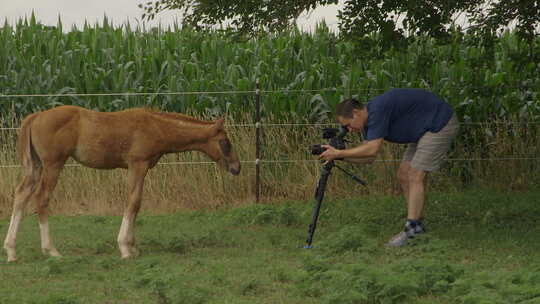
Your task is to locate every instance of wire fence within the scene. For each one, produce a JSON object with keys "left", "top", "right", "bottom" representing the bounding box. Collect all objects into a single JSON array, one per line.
[
  {"left": 0, "top": 84, "right": 538, "bottom": 99},
  {"left": 0, "top": 87, "right": 382, "bottom": 98},
  {"left": 0, "top": 157, "right": 539, "bottom": 169},
  {"left": 2, "top": 120, "right": 540, "bottom": 131},
  {"left": 1, "top": 86, "right": 539, "bottom": 201}
]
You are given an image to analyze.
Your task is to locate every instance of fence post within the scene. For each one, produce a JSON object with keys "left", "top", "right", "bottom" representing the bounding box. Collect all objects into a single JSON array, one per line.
[{"left": 255, "top": 78, "right": 261, "bottom": 203}]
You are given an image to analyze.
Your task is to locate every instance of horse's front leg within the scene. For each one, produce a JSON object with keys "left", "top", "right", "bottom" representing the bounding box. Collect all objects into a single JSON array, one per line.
[{"left": 117, "top": 161, "right": 149, "bottom": 259}]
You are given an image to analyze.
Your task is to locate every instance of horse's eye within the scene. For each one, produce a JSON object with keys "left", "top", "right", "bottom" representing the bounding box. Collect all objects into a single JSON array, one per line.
[{"left": 219, "top": 139, "right": 232, "bottom": 155}]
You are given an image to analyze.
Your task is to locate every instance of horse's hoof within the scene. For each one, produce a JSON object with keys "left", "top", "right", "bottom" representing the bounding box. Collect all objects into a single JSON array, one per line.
[
  {"left": 50, "top": 251, "right": 62, "bottom": 258},
  {"left": 5, "top": 248, "right": 17, "bottom": 262},
  {"left": 42, "top": 248, "right": 62, "bottom": 258},
  {"left": 131, "top": 247, "right": 140, "bottom": 257}
]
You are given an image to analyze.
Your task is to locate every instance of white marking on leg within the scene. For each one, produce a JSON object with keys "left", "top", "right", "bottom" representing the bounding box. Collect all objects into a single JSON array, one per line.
[
  {"left": 39, "top": 219, "right": 61, "bottom": 257},
  {"left": 126, "top": 219, "right": 137, "bottom": 256},
  {"left": 117, "top": 215, "right": 133, "bottom": 258},
  {"left": 4, "top": 212, "right": 23, "bottom": 262}
]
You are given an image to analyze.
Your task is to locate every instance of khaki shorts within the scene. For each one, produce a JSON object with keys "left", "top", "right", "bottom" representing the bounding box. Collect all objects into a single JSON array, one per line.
[{"left": 403, "top": 114, "right": 459, "bottom": 172}]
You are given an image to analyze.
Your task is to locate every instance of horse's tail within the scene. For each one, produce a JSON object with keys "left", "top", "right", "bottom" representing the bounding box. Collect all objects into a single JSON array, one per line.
[{"left": 17, "top": 113, "right": 41, "bottom": 176}]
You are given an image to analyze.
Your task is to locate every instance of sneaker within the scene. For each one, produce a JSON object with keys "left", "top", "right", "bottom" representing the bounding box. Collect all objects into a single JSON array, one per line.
[
  {"left": 386, "top": 220, "right": 426, "bottom": 247},
  {"left": 413, "top": 220, "right": 426, "bottom": 234}
]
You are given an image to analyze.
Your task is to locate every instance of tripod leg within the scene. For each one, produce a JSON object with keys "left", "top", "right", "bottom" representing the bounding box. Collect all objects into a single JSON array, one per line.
[{"left": 304, "top": 162, "right": 334, "bottom": 248}]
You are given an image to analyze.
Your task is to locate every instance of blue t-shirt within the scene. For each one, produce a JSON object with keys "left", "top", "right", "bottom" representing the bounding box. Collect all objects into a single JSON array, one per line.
[{"left": 363, "top": 89, "right": 453, "bottom": 143}]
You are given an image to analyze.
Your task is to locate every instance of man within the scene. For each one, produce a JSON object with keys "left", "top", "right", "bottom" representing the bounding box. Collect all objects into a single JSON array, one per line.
[{"left": 319, "top": 88, "right": 459, "bottom": 247}]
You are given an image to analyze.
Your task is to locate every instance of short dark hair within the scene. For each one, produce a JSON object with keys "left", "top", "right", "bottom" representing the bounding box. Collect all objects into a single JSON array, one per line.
[{"left": 335, "top": 98, "right": 365, "bottom": 118}]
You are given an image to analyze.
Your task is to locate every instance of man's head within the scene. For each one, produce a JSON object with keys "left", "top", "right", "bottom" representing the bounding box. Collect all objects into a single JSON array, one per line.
[{"left": 335, "top": 98, "right": 368, "bottom": 133}]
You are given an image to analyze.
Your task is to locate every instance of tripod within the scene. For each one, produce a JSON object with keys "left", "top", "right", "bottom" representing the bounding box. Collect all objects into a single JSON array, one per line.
[{"left": 304, "top": 160, "right": 367, "bottom": 249}]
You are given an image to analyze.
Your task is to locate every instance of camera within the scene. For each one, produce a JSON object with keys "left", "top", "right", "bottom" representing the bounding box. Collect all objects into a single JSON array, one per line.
[{"left": 310, "top": 126, "right": 348, "bottom": 156}]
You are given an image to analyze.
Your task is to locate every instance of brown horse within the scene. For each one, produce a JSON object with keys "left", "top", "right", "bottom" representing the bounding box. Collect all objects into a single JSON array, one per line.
[{"left": 3, "top": 105, "right": 241, "bottom": 261}]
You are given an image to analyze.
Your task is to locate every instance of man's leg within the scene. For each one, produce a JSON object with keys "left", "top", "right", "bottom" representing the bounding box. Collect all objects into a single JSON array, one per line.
[
  {"left": 387, "top": 114, "right": 459, "bottom": 248},
  {"left": 406, "top": 166, "right": 427, "bottom": 220},
  {"left": 397, "top": 161, "right": 411, "bottom": 200},
  {"left": 387, "top": 164, "right": 427, "bottom": 247},
  {"left": 398, "top": 161, "right": 427, "bottom": 220},
  {"left": 388, "top": 156, "right": 432, "bottom": 248}
]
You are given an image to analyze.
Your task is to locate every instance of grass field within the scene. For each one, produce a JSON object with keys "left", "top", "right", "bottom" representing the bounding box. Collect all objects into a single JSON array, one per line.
[{"left": 1, "top": 188, "right": 539, "bottom": 304}]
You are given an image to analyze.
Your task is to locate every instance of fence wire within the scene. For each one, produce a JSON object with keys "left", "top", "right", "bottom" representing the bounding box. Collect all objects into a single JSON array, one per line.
[
  {"left": 0, "top": 157, "right": 539, "bottom": 169},
  {"left": 1, "top": 88, "right": 539, "bottom": 168},
  {"left": 0, "top": 85, "right": 537, "bottom": 99},
  {"left": 2, "top": 120, "right": 540, "bottom": 131}
]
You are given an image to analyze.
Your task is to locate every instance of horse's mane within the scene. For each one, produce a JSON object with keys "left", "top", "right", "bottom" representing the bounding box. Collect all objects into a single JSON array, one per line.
[{"left": 134, "top": 108, "right": 214, "bottom": 127}]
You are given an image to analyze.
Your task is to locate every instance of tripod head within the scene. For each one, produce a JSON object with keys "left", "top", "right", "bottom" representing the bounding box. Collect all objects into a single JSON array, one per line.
[{"left": 310, "top": 126, "right": 348, "bottom": 156}]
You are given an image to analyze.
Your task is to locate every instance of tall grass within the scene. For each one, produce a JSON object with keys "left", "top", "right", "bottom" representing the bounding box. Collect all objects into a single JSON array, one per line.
[{"left": 0, "top": 114, "right": 538, "bottom": 217}]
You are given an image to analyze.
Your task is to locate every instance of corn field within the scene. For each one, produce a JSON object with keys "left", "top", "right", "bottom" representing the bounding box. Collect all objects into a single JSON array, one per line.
[{"left": 0, "top": 15, "right": 539, "bottom": 122}]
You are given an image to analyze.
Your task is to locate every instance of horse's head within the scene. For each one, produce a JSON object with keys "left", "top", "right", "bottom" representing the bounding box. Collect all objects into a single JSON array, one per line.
[{"left": 205, "top": 118, "right": 241, "bottom": 175}]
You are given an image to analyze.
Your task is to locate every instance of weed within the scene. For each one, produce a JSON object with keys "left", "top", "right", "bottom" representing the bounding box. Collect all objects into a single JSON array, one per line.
[
  {"left": 42, "top": 257, "right": 64, "bottom": 276},
  {"left": 239, "top": 279, "right": 262, "bottom": 296},
  {"left": 319, "top": 225, "right": 376, "bottom": 255},
  {"left": 228, "top": 203, "right": 303, "bottom": 227},
  {"left": 169, "top": 286, "right": 210, "bottom": 304},
  {"left": 91, "top": 217, "right": 106, "bottom": 224},
  {"left": 269, "top": 266, "right": 294, "bottom": 283},
  {"left": 93, "top": 240, "right": 116, "bottom": 255},
  {"left": 39, "top": 295, "right": 80, "bottom": 304},
  {"left": 166, "top": 234, "right": 190, "bottom": 254}
]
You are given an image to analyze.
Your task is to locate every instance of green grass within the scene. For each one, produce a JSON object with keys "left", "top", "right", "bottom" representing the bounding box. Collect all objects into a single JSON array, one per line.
[{"left": 1, "top": 189, "right": 540, "bottom": 304}]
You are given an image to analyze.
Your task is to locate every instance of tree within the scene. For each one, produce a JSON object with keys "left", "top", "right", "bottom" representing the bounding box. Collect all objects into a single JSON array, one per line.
[
  {"left": 468, "top": 0, "right": 540, "bottom": 43},
  {"left": 140, "top": 0, "right": 338, "bottom": 34},
  {"left": 338, "top": 1, "right": 473, "bottom": 40},
  {"left": 140, "top": 0, "right": 540, "bottom": 41}
]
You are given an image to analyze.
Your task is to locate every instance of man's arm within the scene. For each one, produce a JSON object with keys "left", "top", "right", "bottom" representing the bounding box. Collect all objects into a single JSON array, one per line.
[
  {"left": 342, "top": 140, "right": 378, "bottom": 164},
  {"left": 319, "top": 138, "right": 383, "bottom": 162}
]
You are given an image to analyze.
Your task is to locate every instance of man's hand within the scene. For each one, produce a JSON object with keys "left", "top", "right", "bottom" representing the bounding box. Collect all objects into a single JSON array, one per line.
[{"left": 318, "top": 145, "right": 342, "bottom": 162}]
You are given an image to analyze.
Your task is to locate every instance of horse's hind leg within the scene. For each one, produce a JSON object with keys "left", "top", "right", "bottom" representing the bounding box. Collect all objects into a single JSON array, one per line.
[
  {"left": 4, "top": 171, "right": 40, "bottom": 262},
  {"left": 33, "top": 161, "right": 64, "bottom": 258}
]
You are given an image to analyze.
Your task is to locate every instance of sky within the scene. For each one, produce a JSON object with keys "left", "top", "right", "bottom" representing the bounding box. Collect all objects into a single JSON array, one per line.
[{"left": 0, "top": 0, "right": 344, "bottom": 32}]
